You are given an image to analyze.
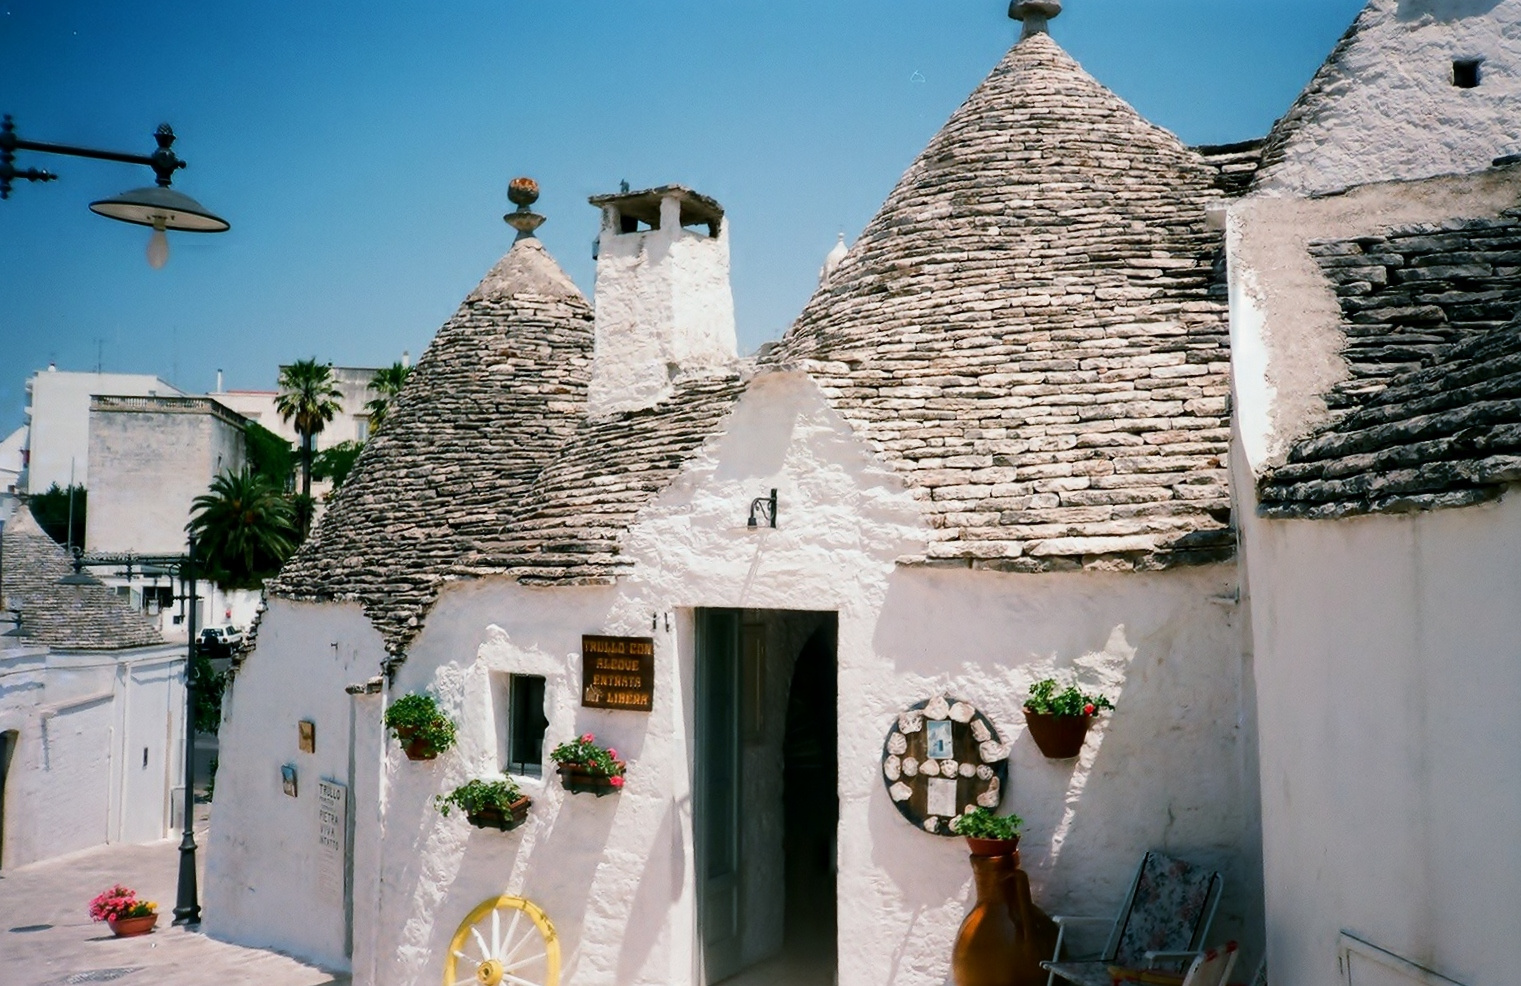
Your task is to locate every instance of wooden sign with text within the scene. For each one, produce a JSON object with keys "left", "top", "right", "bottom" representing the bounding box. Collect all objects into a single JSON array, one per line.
[{"left": 581, "top": 635, "right": 655, "bottom": 712}]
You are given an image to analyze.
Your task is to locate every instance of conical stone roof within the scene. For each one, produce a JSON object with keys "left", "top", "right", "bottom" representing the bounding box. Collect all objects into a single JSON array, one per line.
[
  {"left": 2, "top": 506, "right": 162, "bottom": 650},
  {"left": 769, "top": 31, "right": 1234, "bottom": 571},
  {"left": 270, "top": 237, "right": 595, "bottom": 657}
]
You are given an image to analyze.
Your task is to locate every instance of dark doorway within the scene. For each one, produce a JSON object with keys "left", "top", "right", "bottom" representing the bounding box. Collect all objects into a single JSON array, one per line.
[
  {"left": 779, "top": 624, "right": 838, "bottom": 978},
  {"left": 697, "top": 609, "right": 837, "bottom": 986}
]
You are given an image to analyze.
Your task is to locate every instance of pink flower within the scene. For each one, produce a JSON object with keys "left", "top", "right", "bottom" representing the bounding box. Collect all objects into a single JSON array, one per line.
[
  {"left": 606, "top": 748, "right": 617, "bottom": 759},
  {"left": 581, "top": 733, "right": 595, "bottom": 743},
  {"left": 609, "top": 775, "right": 625, "bottom": 788}
]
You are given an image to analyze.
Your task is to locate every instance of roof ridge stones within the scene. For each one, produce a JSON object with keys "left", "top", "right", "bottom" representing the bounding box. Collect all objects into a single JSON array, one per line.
[
  {"left": 2, "top": 506, "right": 163, "bottom": 650},
  {"left": 269, "top": 237, "right": 595, "bottom": 658},
  {"left": 766, "top": 32, "right": 1235, "bottom": 572}
]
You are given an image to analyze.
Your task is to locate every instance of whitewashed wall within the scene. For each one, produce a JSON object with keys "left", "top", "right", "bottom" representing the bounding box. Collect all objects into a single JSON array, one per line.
[
  {"left": 1255, "top": 0, "right": 1521, "bottom": 197},
  {"left": 0, "top": 644, "right": 185, "bottom": 869},
  {"left": 204, "top": 600, "right": 385, "bottom": 974},
  {"left": 1239, "top": 489, "right": 1521, "bottom": 986}
]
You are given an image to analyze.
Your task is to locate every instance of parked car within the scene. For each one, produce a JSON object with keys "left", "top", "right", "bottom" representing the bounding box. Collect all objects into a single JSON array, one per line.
[{"left": 198, "top": 625, "right": 244, "bottom": 657}]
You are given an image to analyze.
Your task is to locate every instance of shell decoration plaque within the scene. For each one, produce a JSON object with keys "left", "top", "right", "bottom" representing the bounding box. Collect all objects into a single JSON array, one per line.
[{"left": 881, "top": 695, "right": 1008, "bottom": 836}]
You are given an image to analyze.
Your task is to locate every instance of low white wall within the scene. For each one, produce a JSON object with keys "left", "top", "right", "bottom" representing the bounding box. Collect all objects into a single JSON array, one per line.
[
  {"left": 0, "top": 644, "right": 184, "bottom": 869},
  {"left": 1242, "top": 490, "right": 1521, "bottom": 986}
]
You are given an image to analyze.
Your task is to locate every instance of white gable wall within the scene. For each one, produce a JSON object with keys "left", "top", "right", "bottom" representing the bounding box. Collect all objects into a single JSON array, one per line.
[
  {"left": 1256, "top": 0, "right": 1521, "bottom": 197},
  {"left": 314, "top": 370, "right": 1261, "bottom": 985}
]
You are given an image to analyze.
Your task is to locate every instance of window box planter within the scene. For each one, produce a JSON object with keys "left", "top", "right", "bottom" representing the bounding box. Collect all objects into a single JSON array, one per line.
[
  {"left": 465, "top": 795, "right": 533, "bottom": 832},
  {"left": 556, "top": 763, "right": 624, "bottom": 797}
]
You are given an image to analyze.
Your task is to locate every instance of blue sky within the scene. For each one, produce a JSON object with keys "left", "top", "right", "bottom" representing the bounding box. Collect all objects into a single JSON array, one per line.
[{"left": 0, "top": 0, "right": 1366, "bottom": 435}]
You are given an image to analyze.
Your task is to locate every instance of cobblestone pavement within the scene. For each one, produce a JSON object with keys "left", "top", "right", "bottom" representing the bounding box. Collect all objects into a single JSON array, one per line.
[{"left": 0, "top": 820, "right": 347, "bottom": 986}]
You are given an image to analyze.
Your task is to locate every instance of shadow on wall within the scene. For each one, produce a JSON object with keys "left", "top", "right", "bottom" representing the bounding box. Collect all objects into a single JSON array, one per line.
[
  {"left": 1396, "top": 0, "right": 1506, "bottom": 21},
  {"left": 864, "top": 568, "right": 1249, "bottom": 956},
  {"left": 615, "top": 798, "right": 684, "bottom": 983}
]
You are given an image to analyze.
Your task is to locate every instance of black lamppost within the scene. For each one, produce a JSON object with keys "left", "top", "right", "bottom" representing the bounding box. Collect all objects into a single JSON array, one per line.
[
  {"left": 173, "top": 535, "right": 201, "bottom": 925},
  {"left": 55, "top": 539, "right": 203, "bottom": 924},
  {"left": 0, "top": 114, "right": 229, "bottom": 267}
]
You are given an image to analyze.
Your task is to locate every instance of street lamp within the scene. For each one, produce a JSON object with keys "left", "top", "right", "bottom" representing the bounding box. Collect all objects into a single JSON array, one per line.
[{"left": 0, "top": 114, "right": 229, "bottom": 268}]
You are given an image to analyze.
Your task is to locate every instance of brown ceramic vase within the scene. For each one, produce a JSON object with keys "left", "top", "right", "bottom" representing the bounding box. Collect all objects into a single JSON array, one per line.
[
  {"left": 1023, "top": 712, "right": 1092, "bottom": 759},
  {"left": 951, "top": 851, "right": 1058, "bottom": 986}
]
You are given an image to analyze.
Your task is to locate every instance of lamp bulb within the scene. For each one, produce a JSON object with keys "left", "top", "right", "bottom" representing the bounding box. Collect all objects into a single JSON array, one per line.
[{"left": 147, "top": 226, "right": 169, "bottom": 270}]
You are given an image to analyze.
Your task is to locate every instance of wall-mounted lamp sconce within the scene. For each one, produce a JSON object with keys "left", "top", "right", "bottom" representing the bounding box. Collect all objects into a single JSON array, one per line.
[{"left": 747, "top": 489, "right": 778, "bottom": 529}]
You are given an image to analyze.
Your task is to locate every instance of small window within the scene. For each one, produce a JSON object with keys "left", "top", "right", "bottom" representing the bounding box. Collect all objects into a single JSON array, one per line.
[
  {"left": 1454, "top": 58, "right": 1482, "bottom": 88},
  {"left": 506, "top": 675, "right": 547, "bottom": 778}
]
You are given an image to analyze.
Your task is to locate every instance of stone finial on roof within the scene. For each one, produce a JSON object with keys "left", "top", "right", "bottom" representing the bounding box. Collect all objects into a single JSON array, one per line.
[
  {"left": 1010, "top": 0, "right": 1061, "bottom": 37},
  {"left": 819, "top": 232, "right": 848, "bottom": 286},
  {"left": 504, "top": 176, "right": 546, "bottom": 239}
]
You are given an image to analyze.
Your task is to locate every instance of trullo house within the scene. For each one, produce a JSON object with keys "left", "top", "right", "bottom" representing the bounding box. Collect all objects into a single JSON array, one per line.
[{"left": 206, "top": 1, "right": 1521, "bottom": 985}]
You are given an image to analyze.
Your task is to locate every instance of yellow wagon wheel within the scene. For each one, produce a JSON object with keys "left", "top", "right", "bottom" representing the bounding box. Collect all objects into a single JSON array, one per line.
[{"left": 443, "top": 894, "right": 560, "bottom": 986}]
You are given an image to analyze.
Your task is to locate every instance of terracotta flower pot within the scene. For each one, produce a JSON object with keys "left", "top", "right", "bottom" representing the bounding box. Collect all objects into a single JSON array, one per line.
[
  {"left": 556, "top": 763, "right": 623, "bottom": 797},
  {"left": 966, "top": 835, "right": 1021, "bottom": 857},
  {"left": 394, "top": 727, "right": 439, "bottom": 761},
  {"left": 466, "top": 796, "right": 533, "bottom": 832},
  {"left": 1023, "top": 712, "right": 1093, "bottom": 760},
  {"left": 108, "top": 913, "right": 158, "bottom": 937}
]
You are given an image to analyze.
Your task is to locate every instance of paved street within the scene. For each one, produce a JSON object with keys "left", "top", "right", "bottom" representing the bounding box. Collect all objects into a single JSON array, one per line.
[{"left": 0, "top": 817, "right": 347, "bottom": 986}]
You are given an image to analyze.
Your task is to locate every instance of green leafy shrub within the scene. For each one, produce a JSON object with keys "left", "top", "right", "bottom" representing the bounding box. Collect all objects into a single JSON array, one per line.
[
  {"left": 1023, "top": 678, "right": 1115, "bottom": 717},
  {"left": 383, "top": 692, "right": 456, "bottom": 755},
  {"left": 951, "top": 807, "right": 1023, "bottom": 840},
  {"left": 435, "top": 777, "right": 526, "bottom": 818}
]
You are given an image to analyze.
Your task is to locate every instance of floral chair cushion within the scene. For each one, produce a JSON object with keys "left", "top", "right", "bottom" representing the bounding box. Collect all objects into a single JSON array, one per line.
[{"left": 1112, "top": 852, "right": 1219, "bottom": 967}]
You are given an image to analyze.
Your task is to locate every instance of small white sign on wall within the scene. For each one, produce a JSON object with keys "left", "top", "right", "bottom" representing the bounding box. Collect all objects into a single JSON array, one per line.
[{"left": 316, "top": 779, "right": 347, "bottom": 906}]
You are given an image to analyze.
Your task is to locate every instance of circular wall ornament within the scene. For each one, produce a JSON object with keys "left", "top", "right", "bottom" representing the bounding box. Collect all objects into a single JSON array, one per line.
[{"left": 881, "top": 695, "right": 1008, "bottom": 836}]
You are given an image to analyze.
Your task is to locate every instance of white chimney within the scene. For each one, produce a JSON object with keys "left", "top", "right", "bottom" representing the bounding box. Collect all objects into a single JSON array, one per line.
[
  {"left": 215, "top": 368, "right": 224, "bottom": 393},
  {"left": 586, "top": 185, "right": 737, "bottom": 416}
]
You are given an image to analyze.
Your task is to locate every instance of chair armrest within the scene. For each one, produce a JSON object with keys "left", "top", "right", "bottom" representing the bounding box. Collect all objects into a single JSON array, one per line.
[{"left": 1144, "top": 949, "right": 1203, "bottom": 966}]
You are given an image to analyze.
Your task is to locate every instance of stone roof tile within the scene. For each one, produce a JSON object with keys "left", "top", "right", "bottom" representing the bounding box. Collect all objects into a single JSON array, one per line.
[
  {"left": 2, "top": 507, "right": 163, "bottom": 650},
  {"left": 1258, "top": 217, "right": 1521, "bottom": 519},
  {"left": 269, "top": 238, "right": 594, "bottom": 656},
  {"left": 764, "top": 32, "right": 1235, "bottom": 571}
]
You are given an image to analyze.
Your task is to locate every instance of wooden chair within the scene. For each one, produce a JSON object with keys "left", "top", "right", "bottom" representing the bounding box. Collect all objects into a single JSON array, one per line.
[{"left": 1041, "top": 851, "right": 1224, "bottom": 986}]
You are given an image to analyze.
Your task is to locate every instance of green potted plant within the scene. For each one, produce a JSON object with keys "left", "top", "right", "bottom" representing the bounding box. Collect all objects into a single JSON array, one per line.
[
  {"left": 384, "top": 692, "right": 457, "bottom": 761},
  {"left": 436, "top": 776, "right": 532, "bottom": 831},
  {"left": 1022, "top": 678, "right": 1114, "bottom": 759},
  {"left": 950, "top": 807, "right": 1024, "bottom": 857},
  {"left": 550, "top": 733, "right": 626, "bottom": 796}
]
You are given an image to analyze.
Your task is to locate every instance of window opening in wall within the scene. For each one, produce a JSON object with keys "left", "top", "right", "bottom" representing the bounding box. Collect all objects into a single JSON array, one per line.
[
  {"left": 507, "top": 674, "right": 547, "bottom": 778},
  {"left": 1453, "top": 58, "right": 1482, "bottom": 88}
]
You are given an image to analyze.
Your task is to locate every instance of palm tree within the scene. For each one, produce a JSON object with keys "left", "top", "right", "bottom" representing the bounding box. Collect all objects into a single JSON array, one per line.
[
  {"left": 276, "top": 359, "right": 343, "bottom": 502},
  {"left": 365, "top": 361, "right": 412, "bottom": 433},
  {"left": 188, "top": 469, "right": 298, "bottom": 590}
]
